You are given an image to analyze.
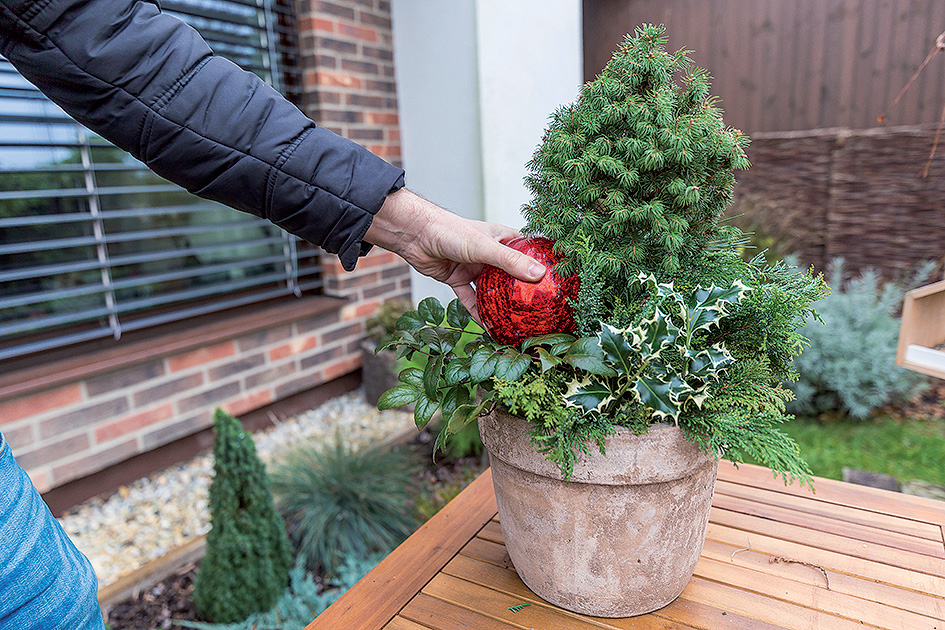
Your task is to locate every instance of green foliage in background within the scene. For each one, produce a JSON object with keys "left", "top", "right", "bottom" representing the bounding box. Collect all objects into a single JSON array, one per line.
[
  {"left": 380, "top": 25, "right": 827, "bottom": 487},
  {"left": 270, "top": 437, "right": 419, "bottom": 575},
  {"left": 744, "top": 416, "right": 945, "bottom": 486},
  {"left": 193, "top": 409, "right": 293, "bottom": 623},
  {"left": 789, "top": 259, "right": 930, "bottom": 420},
  {"left": 365, "top": 298, "right": 414, "bottom": 346},
  {"left": 179, "top": 554, "right": 384, "bottom": 630}
]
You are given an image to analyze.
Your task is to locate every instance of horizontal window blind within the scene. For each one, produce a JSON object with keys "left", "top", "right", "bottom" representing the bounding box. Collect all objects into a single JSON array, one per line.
[{"left": 0, "top": 0, "right": 314, "bottom": 361}]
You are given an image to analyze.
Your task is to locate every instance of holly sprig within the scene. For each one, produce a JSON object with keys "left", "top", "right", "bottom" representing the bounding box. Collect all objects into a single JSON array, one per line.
[{"left": 376, "top": 297, "right": 611, "bottom": 454}]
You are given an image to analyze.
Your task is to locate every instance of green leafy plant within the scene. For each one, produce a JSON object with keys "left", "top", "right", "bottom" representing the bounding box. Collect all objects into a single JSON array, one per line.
[
  {"left": 380, "top": 25, "right": 827, "bottom": 486},
  {"left": 193, "top": 409, "right": 293, "bottom": 623},
  {"left": 270, "top": 437, "right": 419, "bottom": 575},
  {"left": 365, "top": 298, "right": 413, "bottom": 346},
  {"left": 789, "top": 259, "right": 930, "bottom": 420}
]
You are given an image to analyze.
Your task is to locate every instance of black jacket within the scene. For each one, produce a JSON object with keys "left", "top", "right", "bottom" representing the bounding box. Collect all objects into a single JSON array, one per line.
[{"left": 0, "top": 0, "right": 405, "bottom": 271}]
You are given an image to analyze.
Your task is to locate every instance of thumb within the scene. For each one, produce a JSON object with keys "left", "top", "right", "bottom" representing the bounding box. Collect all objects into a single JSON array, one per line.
[{"left": 485, "top": 240, "right": 547, "bottom": 283}]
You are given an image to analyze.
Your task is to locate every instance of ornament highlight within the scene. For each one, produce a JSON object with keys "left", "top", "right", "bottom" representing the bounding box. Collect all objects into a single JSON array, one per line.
[{"left": 476, "top": 237, "right": 579, "bottom": 346}]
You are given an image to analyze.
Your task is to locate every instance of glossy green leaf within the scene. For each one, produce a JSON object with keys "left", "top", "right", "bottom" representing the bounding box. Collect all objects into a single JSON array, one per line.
[
  {"left": 535, "top": 347, "right": 563, "bottom": 372},
  {"left": 521, "top": 332, "right": 576, "bottom": 351},
  {"left": 398, "top": 367, "right": 423, "bottom": 387},
  {"left": 413, "top": 394, "right": 438, "bottom": 429},
  {"left": 469, "top": 347, "right": 498, "bottom": 382},
  {"left": 378, "top": 384, "right": 420, "bottom": 410},
  {"left": 418, "top": 297, "right": 446, "bottom": 325},
  {"left": 444, "top": 359, "right": 470, "bottom": 385},
  {"left": 396, "top": 310, "right": 425, "bottom": 330},
  {"left": 446, "top": 299, "right": 472, "bottom": 329},
  {"left": 423, "top": 355, "right": 444, "bottom": 400}
]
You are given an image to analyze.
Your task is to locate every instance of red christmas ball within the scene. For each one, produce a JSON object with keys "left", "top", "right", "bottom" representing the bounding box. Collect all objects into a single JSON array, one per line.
[{"left": 476, "top": 237, "right": 579, "bottom": 346}]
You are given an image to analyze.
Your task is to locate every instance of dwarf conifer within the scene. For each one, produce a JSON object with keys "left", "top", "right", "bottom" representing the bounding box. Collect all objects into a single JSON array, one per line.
[{"left": 193, "top": 408, "right": 293, "bottom": 623}]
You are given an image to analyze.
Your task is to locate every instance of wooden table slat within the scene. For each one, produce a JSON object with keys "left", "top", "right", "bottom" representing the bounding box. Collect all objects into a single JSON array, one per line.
[
  {"left": 701, "top": 539, "right": 945, "bottom": 621},
  {"left": 714, "top": 478, "right": 945, "bottom": 542},
  {"left": 712, "top": 492, "right": 945, "bottom": 558},
  {"left": 706, "top": 522, "right": 945, "bottom": 597},
  {"left": 311, "top": 463, "right": 945, "bottom": 630},
  {"left": 709, "top": 506, "right": 945, "bottom": 576}
]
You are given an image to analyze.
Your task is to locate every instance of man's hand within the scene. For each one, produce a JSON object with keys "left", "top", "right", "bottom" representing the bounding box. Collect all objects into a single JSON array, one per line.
[{"left": 364, "top": 188, "right": 546, "bottom": 321}]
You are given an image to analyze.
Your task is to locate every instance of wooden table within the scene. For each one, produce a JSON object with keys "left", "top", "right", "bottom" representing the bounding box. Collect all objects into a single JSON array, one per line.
[{"left": 308, "top": 462, "right": 945, "bottom": 630}]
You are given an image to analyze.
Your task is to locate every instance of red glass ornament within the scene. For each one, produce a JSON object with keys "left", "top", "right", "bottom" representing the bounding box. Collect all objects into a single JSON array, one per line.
[{"left": 476, "top": 237, "right": 579, "bottom": 346}]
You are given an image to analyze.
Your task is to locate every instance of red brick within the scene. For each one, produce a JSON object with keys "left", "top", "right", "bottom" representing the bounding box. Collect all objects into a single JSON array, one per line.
[
  {"left": 369, "top": 143, "right": 401, "bottom": 159},
  {"left": 366, "top": 111, "right": 398, "bottom": 126},
  {"left": 15, "top": 434, "right": 90, "bottom": 470},
  {"left": 3, "top": 425, "right": 33, "bottom": 450},
  {"left": 386, "top": 128, "right": 400, "bottom": 142},
  {"left": 0, "top": 383, "right": 83, "bottom": 425},
  {"left": 167, "top": 341, "right": 236, "bottom": 372},
  {"left": 299, "top": 16, "right": 335, "bottom": 33},
  {"left": 315, "top": 71, "right": 362, "bottom": 89},
  {"left": 323, "top": 355, "right": 362, "bottom": 381},
  {"left": 269, "top": 334, "right": 321, "bottom": 361},
  {"left": 94, "top": 403, "right": 174, "bottom": 443},
  {"left": 338, "top": 23, "right": 378, "bottom": 42},
  {"left": 222, "top": 389, "right": 273, "bottom": 417}
]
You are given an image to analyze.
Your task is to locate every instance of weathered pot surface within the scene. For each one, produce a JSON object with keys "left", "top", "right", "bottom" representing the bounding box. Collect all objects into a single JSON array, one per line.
[{"left": 479, "top": 407, "right": 719, "bottom": 617}]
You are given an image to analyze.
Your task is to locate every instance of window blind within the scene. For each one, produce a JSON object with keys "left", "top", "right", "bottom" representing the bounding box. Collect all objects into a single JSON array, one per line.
[{"left": 0, "top": 0, "right": 314, "bottom": 362}]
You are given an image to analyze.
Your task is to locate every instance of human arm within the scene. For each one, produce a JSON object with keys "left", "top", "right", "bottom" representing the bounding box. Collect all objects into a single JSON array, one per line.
[{"left": 0, "top": 0, "right": 403, "bottom": 271}]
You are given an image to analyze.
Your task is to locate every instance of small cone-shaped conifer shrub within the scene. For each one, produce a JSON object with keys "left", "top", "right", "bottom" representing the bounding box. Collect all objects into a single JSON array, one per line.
[
  {"left": 193, "top": 408, "right": 293, "bottom": 623},
  {"left": 523, "top": 24, "right": 752, "bottom": 335}
]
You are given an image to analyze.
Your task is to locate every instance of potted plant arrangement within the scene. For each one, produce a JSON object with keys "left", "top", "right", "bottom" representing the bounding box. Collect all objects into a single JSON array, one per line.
[
  {"left": 361, "top": 298, "right": 413, "bottom": 406},
  {"left": 380, "top": 25, "right": 827, "bottom": 618}
]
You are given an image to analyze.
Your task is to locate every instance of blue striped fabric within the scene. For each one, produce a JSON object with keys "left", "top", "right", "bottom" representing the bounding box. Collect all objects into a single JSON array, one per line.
[{"left": 0, "top": 433, "right": 105, "bottom": 629}]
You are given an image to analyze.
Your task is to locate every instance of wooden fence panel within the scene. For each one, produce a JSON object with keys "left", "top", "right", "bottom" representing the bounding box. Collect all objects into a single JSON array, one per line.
[{"left": 584, "top": 0, "right": 945, "bottom": 133}]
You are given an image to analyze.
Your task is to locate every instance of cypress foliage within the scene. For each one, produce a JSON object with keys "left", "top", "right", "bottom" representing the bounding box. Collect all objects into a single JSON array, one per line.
[{"left": 193, "top": 408, "right": 293, "bottom": 623}]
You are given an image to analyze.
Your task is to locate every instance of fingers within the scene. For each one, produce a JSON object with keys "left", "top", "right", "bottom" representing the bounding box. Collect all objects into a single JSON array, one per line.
[{"left": 484, "top": 238, "right": 547, "bottom": 283}]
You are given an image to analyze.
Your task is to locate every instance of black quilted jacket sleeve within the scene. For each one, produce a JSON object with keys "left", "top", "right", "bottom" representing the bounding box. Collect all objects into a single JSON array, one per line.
[{"left": 0, "top": 0, "right": 405, "bottom": 271}]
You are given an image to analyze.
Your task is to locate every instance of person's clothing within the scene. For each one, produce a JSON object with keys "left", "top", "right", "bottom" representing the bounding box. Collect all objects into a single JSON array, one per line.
[
  {"left": 0, "top": 0, "right": 405, "bottom": 271},
  {"left": 0, "top": 433, "right": 106, "bottom": 630}
]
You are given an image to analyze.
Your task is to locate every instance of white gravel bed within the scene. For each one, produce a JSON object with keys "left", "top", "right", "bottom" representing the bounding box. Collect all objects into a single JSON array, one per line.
[{"left": 57, "top": 390, "right": 415, "bottom": 589}]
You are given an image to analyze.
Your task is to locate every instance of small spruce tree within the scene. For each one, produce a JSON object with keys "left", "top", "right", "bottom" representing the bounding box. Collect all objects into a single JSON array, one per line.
[{"left": 193, "top": 408, "right": 293, "bottom": 623}]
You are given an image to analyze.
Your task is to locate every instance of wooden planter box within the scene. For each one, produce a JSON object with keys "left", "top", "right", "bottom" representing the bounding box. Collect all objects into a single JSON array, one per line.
[{"left": 896, "top": 279, "right": 945, "bottom": 380}]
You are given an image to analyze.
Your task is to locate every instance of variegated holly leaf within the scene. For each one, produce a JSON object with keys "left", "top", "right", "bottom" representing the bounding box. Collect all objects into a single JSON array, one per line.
[
  {"left": 632, "top": 272, "right": 676, "bottom": 299},
  {"left": 564, "top": 377, "right": 615, "bottom": 413},
  {"left": 685, "top": 280, "right": 751, "bottom": 336},
  {"left": 687, "top": 344, "right": 735, "bottom": 380},
  {"left": 635, "top": 306, "right": 681, "bottom": 356},
  {"left": 631, "top": 372, "right": 691, "bottom": 423},
  {"left": 598, "top": 324, "right": 637, "bottom": 374}
]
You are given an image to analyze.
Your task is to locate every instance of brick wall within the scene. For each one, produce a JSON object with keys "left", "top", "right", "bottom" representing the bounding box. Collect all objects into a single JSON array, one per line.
[
  {"left": 296, "top": 0, "right": 401, "bottom": 166},
  {"left": 0, "top": 0, "right": 413, "bottom": 493}
]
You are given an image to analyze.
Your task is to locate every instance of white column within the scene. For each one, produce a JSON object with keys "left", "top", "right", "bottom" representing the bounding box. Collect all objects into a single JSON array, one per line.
[{"left": 391, "top": 0, "right": 582, "bottom": 306}]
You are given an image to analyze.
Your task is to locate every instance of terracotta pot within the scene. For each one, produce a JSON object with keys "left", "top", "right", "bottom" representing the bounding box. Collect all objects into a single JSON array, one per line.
[
  {"left": 360, "top": 340, "right": 400, "bottom": 407},
  {"left": 478, "top": 407, "right": 718, "bottom": 617}
]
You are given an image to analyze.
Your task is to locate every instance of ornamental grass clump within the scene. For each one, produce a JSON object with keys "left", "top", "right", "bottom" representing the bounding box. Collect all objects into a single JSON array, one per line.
[
  {"left": 193, "top": 409, "right": 293, "bottom": 623},
  {"left": 380, "top": 24, "right": 828, "bottom": 486},
  {"left": 270, "top": 437, "right": 419, "bottom": 575}
]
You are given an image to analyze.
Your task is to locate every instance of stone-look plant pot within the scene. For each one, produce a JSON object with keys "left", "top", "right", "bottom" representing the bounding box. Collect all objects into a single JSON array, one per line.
[
  {"left": 478, "top": 407, "right": 719, "bottom": 617},
  {"left": 360, "top": 340, "right": 400, "bottom": 408}
]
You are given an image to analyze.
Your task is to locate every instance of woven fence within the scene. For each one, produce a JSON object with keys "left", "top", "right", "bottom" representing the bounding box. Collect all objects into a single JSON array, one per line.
[{"left": 731, "top": 124, "right": 945, "bottom": 280}]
